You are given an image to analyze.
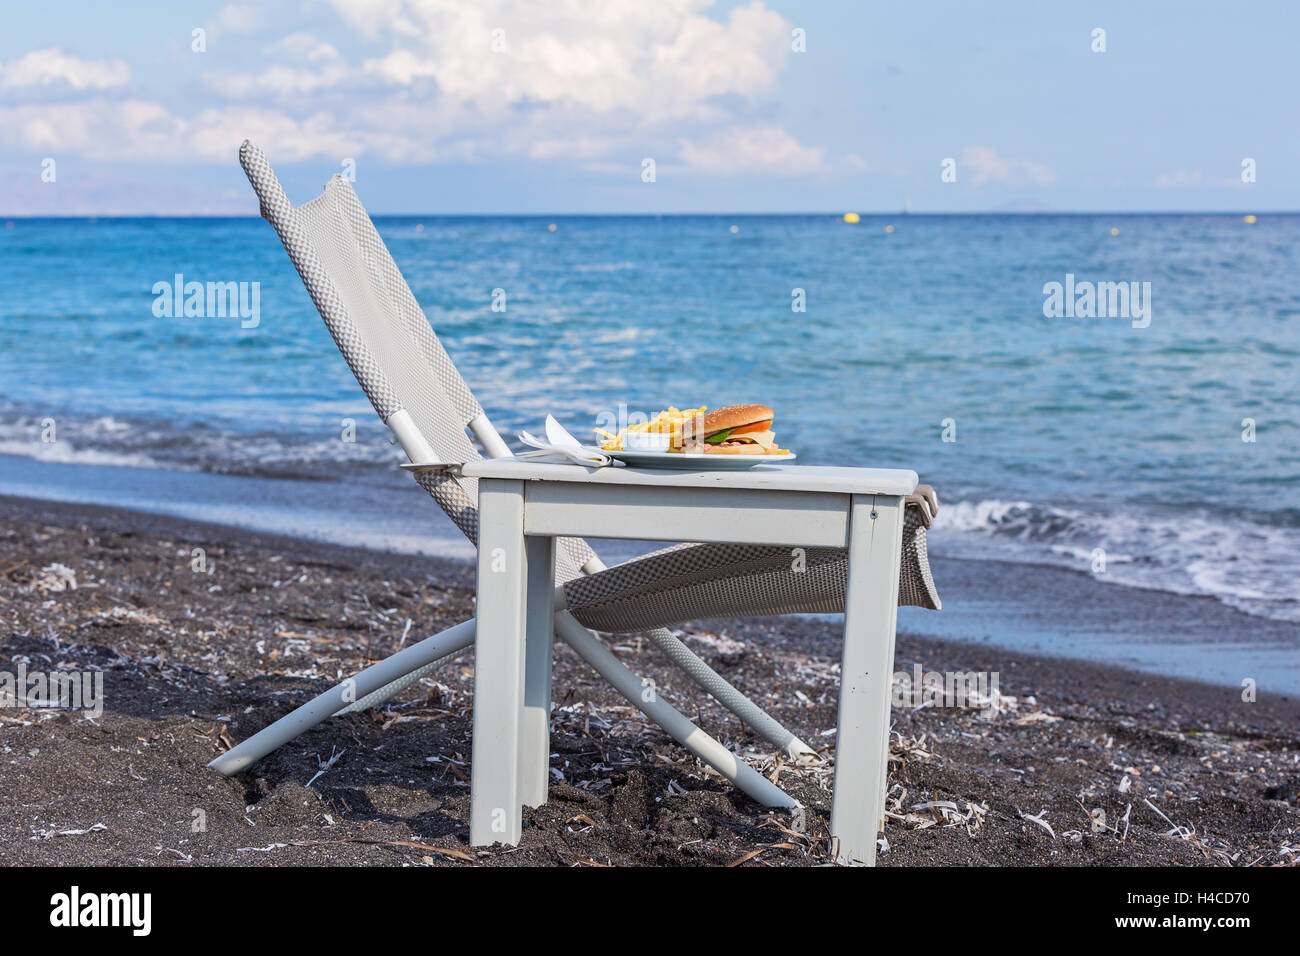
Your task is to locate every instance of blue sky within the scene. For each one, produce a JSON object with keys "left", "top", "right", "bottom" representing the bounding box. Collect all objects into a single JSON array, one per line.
[{"left": 1, "top": 1, "right": 1294, "bottom": 214}]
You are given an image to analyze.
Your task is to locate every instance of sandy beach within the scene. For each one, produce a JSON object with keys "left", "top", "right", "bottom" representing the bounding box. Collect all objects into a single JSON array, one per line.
[{"left": 2, "top": 493, "right": 1296, "bottom": 867}]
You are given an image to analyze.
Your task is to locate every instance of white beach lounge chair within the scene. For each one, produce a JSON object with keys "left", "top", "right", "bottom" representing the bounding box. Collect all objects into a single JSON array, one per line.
[{"left": 210, "top": 142, "right": 941, "bottom": 863}]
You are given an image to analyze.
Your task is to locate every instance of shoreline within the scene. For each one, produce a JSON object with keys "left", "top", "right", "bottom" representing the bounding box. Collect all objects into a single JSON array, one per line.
[
  {"left": 6, "top": 452, "right": 1298, "bottom": 695},
  {"left": 1, "top": 493, "right": 1297, "bottom": 866}
]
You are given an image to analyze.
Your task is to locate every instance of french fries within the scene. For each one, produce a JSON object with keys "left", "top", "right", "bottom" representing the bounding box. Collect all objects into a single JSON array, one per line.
[{"left": 596, "top": 406, "right": 707, "bottom": 451}]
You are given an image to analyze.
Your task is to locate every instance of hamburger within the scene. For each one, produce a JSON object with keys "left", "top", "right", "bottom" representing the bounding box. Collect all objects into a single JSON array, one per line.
[{"left": 679, "top": 404, "right": 781, "bottom": 455}]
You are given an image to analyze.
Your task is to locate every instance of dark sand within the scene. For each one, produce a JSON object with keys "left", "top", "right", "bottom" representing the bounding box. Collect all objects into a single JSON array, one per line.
[{"left": 1, "top": 495, "right": 1297, "bottom": 867}]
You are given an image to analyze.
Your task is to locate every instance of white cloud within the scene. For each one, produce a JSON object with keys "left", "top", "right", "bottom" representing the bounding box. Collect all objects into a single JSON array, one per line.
[
  {"left": 0, "top": 101, "right": 177, "bottom": 156},
  {"left": 0, "top": 48, "right": 130, "bottom": 90},
  {"left": 0, "top": 99, "right": 359, "bottom": 163},
  {"left": 187, "top": 107, "right": 363, "bottom": 162},
  {"left": 0, "top": 1, "right": 822, "bottom": 172},
  {"left": 193, "top": 0, "right": 804, "bottom": 164},
  {"left": 206, "top": 64, "right": 349, "bottom": 98},
  {"left": 363, "top": 49, "right": 438, "bottom": 86},
  {"left": 205, "top": 33, "right": 348, "bottom": 98},
  {"left": 268, "top": 33, "right": 343, "bottom": 63},
  {"left": 678, "top": 124, "right": 825, "bottom": 175},
  {"left": 207, "top": 3, "right": 265, "bottom": 36},
  {"left": 336, "top": 0, "right": 791, "bottom": 122},
  {"left": 960, "top": 146, "right": 1056, "bottom": 186},
  {"left": 320, "top": 0, "right": 399, "bottom": 42}
]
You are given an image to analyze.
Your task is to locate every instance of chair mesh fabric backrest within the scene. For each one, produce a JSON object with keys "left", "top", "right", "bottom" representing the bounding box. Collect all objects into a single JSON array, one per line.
[
  {"left": 293, "top": 183, "right": 487, "bottom": 543},
  {"left": 239, "top": 142, "right": 486, "bottom": 546},
  {"left": 241, "top": 142, "right": 596, "bottom": 580}
]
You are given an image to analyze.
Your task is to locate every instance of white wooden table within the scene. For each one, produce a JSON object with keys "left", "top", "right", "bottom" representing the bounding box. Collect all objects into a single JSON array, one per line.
[{"left": 461, "top": 459, "right": 917, "bottom": 865}]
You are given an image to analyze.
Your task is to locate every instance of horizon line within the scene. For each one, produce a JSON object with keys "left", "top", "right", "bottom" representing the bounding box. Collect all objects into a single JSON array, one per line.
[{"left": 2, "top": 209, "right": 1291, "bottom": 220}]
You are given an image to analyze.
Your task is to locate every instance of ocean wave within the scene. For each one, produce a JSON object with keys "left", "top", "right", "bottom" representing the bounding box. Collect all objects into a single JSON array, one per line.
[
  {"left": 0, "top": 414, "right": 405, "bottom": 482},
  {"left": 933, "top": 498, "right": 1300, "bottom": 622},
  {"left": 0, "top": 438, "right": 165, "bottom": 471}
]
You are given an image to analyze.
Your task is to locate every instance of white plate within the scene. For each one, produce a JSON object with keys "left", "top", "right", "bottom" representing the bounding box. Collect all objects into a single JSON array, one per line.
[{"left": 608, "top": 449, "right": 797, "bottom": 470}]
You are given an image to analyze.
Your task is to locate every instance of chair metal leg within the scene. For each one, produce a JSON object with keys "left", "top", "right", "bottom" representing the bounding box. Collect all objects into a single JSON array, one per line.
[
  {"left": 829, "top": 494, "right": 903, "bottom": 866},
  {"left": 212, "top": 605, "right": 795, "bottom": 815},
  {"left": 213, "top": 574, "right": 814, "bottom": 782},
  {"left": 642, "top": 625, "right": 815, "bottom": 758},
  {"left": 344, "top": 624, "right": 811, "bottom": 764},
  {"left": 208, "top": 609, "right": 807, "bottom": 790},
  {"left": 207, "top": 619, "right": 475, "bottom": 775},
  {"left": 555, "top": 611, "right": 796, "bottom": 809},
  {"left": 212, "top": 568, "right": 807, "bottom": 824},
  {"left": 580, "top": 556, "right": 814, "bottom": 759},
  {"left": 335, "top": 650, "right": 464, "bottom": 715}
]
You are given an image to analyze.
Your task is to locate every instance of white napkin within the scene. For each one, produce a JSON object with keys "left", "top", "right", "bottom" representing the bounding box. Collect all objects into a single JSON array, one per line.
[{"left": 517, "top": 415, "right": 613, "bottom": 466}]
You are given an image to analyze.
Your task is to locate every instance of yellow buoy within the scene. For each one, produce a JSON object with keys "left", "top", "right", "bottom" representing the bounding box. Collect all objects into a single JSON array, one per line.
[
  {"left": 548, "top": 223, "right": 557, "bottom": 232},
  {"left": 843, "top": 212, "right": 860, "bottom": 224},
  {"left": 1244, "top": 214, "right": 1257, "bottom": 224},
  {"left": 1110, "top": 227, "right": 1119, "bottom": 236},
  {"left": 884, "top": 224, "right": 894, "bottom": 233}
]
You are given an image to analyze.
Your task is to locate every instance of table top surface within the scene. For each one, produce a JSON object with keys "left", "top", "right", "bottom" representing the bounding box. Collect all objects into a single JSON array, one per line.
[{"left": 459, "top": 459, "right": 918, "bottom": 496}]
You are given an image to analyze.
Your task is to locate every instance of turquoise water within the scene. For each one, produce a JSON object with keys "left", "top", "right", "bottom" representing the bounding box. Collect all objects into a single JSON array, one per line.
[{"left": 2, "top": 213, "right": 1298, "bottom": 641}]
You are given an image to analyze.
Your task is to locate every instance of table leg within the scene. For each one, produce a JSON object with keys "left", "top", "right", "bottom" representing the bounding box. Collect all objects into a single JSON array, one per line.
[
  {"left": 470, "top": 479, "right": 527, "bottom": 847},
  {"left": 830, "top": 494, "right": 904, "bottom": 865},
  {"left": 520, "top": 534, "right": 556, "bottom": 808}
]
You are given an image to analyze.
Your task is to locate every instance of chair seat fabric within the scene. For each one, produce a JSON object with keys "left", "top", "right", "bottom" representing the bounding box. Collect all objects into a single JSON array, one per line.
[{"left": 564, "top": 502, "right": 941, "bottom": 634}]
